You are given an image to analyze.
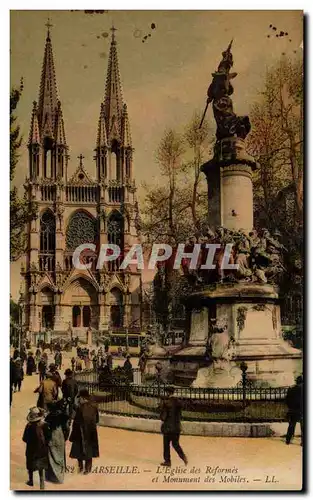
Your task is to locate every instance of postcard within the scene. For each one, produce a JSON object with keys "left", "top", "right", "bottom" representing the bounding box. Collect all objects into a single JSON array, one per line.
[{"left": 10, "top": 9, "right": 303, "bottom": 491}]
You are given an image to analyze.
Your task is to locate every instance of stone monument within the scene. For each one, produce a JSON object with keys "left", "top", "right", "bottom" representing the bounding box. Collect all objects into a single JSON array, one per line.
[{"left": 172, "top": 41, "right": 301, "bottom": 388}]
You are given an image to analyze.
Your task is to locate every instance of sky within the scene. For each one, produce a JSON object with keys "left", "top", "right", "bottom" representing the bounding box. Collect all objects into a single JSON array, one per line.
[{"left": 10, "top": 10, "right": 303, "bottom": 299}]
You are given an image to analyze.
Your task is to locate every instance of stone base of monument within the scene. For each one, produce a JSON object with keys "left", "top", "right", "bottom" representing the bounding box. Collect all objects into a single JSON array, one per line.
[
  {"left": 191, "top": 363, "right": 242, "bottom": 388},
  {"left": 171, "top": 282, "right": 302, "bottom": 388},
  {"left": 143, "top": 342, "right": 171, "bottom": 383}
]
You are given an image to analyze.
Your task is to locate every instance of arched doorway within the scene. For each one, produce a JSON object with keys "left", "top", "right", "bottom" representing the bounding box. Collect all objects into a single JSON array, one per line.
[
  {"left": 41, "top": 287, "right": 54, "bottom": 330},
  {"left": 72, "top": 305, "right": 81, "bottom": 327},
  {"left": 64, "top": 278, "right": 99, "bottom": 330},
  {"left": 110, "top": 288, "right": 123, "bottom": 328},
  {"left": 83, "top": 306, "right": 91, "bottom": 327},
  {"left": 42, "top": 305, "right": 54, "bottom": 329}
]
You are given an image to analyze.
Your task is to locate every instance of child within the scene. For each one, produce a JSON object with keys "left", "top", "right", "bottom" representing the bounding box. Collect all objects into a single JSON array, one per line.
[{"left": 22, "top": 407, "right": 50, "bottom": 490}]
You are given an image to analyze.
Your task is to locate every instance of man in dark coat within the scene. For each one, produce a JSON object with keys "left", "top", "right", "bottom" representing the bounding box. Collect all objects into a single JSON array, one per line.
[
  {"left": 61, "top": 369, "right": 78, "bottom": 419},
  {"left": 286, "top": 375, "right": 303, "bottom": 445},
  {"left": 22, "top": 407, "right": 51, "bottom": 490},
  {"left": 13, "top": 357, "right": 24, "bottom": 392},
  {"left": 71, "top": 356, "right": 76, "bottom": 372},
  {"left": 38, "top": 358, "right": 47, "bottom": 382},
  {"left": 26, "top": 353, "right": 36, "bottom": 376},
  {"left": 10, "top": 357, "right": 16, "bottom": 406},
  {"left": 123, "top": 355, "right": 134, "bottom": 383},
  {"left": 69, "top": 389, "right": 99, "bottom": 474},
  {"left": 159, "top": 386, "right": 188, "bottom": 467},
  {"left": 35, "top": 372, "right": 58, "bottom": 410},
  {"left": 106, "top": 353, "right": 113, "bottom": 371},
  {"left": 54, "top": 351, "right": 62, "bottom": 370},
  {"left": 49, "top": 364, "right": 62, "bottom": 389}
]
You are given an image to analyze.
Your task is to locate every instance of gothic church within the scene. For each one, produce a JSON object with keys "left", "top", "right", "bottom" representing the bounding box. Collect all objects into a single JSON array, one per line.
[{"left": 20, "top": 25, "right": 142, "bottom": 342}]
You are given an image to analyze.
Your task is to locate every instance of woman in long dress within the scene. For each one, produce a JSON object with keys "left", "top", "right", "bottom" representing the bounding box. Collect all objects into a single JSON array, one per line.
[
  {"left": 44, "top": 400, "right": 70, "bottom": 484},
  {"left": 69, "top": 389, "right": 99, "bottom": 474},
  {"left": 26, "top": 352, "right": 36, "bottom": 376}
]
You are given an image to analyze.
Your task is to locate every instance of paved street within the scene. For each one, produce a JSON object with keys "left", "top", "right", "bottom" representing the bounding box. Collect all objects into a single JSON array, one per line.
[{"left": 10, "top": 353, "right": 303, "bottom": 491}]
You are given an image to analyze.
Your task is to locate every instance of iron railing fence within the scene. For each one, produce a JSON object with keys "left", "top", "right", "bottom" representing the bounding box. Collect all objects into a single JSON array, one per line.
[{"left": 74, "top": 370, "right": 289, "bottom": 422}]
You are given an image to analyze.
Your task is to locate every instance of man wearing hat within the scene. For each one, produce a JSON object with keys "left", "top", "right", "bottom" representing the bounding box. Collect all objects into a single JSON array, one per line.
[
  {"left": 69, "top": 389, "right": 99, "bottom": 474},
  {"left": 61, "top": 369, "right": 78, "bottom": 419},
  {"left": 34, "top": 372, "right": 58, "bottom": 410},
  {"left": 49, "top": 363, "right": 62, "bottom": 389},
  {"left": 159, "top": 386, "right": 188, "bottom": 467},
  {"left": 123, "top": 355, "right": 133, "bottom": 383},
  {"left": 22, "top": 407, "right": 50, "bottom": 489}
]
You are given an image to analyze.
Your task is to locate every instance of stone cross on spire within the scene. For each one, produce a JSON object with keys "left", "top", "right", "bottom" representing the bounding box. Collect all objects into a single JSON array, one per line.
[
  {"left": 45, "top": 17, "right": 53, "bottom": 34},
  {"left": 110, "top": 24, "right": 117, "bottom": 42},
  {"left": 77, "top": 153, "right": 85, "bottom": 167}
]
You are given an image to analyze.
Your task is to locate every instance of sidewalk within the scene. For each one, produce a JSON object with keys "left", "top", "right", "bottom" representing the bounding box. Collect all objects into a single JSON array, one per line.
[{"left": 10, "top": 359, "right": 303, "bottom": 491}]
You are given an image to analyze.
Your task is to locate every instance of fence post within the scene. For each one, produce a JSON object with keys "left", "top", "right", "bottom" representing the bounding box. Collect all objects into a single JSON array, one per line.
[{"left": 240, "top": 361, "right": 248, "bottom": 409}]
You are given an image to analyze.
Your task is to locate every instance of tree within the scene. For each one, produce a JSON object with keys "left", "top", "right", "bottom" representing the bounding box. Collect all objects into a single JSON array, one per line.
[
  {"left": 247, "top": 55, "right": 303, "bottom": 227},
  {"left": 247, "top": 55, "right": 303, "bottom": 327},
  {"left": 10, "top": 296, "right": 20, "bottom": 325},
  {"left": 142, "top": 116, "right": 213, "bottom": 331},
  {"left": 10, "top": 80, "right": 36, "bottom": 261},
  {"left": 183, "top": 112, "right": 213, "bottom": 231}
]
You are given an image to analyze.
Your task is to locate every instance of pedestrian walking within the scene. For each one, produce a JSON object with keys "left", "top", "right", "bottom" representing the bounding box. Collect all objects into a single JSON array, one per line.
[
  {"left": 26, "top": 352, "right": 36, "bottom": 376},
  {"left": 10, "top": 357, "right": 16, "bottom": 406},
  {"left": 85, "top": 354, "right": 91, "bottom": 370},
  {"left": 20, "top": 347, "right": 27, "bottom": 365},
  {"left": 35, "top": 348, "right": 41, "bottom": 373},
  {"left": 106, "top": 353, "right": 113, "bottom": 371},
  {"left": 42, "top": 351, "right": 48, "bottom": 364},
  {"left": 159, "top": 386, "right": 188, "bottom": 467},
  {"left": 34, "top": 372, "right": 58, "bottom": 410},
  {"left": 71, "top": 356, "right": 76, "bottom": 372},
  {"left": 38, "top": 358, "right": 47, "bottom": 382},
  {"left": 13, "top": 357, "right": 24, "bottom": 392},
  {"left": 286, "top": 375, "right": 303, "bottom": 445},
  {"left": 61, "top": 369, "right": 78, "bottom": 419},
  {"left": 45, "top": 400, "right": 70, "bottom": 484},
  {"left": 49, "top": 363, "right": 62, "bottom": 389},
  {"left": 22, "top": 407, "right": 50, "bottom": 490},
  {"left": 123, "top": 355, "right": 133, "bottom": 383},
  {"left": 69, "top": 388, "right": 99, "bottom": 474},
  {"left": 54, "top": 351, "right": 62, "bottom": 370},
  {"left": 92, "top": 355, "right": 97, "bottom": 371},
  {"left": 75, "top": 356, "right": 83, "bottom": 372}
]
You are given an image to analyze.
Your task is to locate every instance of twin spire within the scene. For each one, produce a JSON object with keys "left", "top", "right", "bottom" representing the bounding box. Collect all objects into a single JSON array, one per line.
[
  {"left": 29, "top": 23, "right": 132, "bottom": 152},
  {"left": 97, "top": 26, "right": 132, "bottom": 149},
  {"left": 29, "top": 23, "right": 67, "bottom": 147}
]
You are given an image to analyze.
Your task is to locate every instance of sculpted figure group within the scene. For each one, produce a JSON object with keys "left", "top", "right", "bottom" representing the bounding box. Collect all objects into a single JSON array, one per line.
[{"left": 182, "top": 226, "right": 286, "bottom": 286}]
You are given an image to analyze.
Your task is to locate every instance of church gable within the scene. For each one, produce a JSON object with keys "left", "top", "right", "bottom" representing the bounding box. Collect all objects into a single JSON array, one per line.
[
  {"left": 62, "top": 266, "right": 100, "bottom": 294},
  {"left": 38, "top": 272, "right": 57, "bottom": 293},
  {"left": 68, "top": 163, "right": 95, "bottom": 185}
]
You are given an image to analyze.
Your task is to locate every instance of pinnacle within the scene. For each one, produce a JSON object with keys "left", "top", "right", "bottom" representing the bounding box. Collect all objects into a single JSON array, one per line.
[
  {"left": 28, "top": 101, "right": 41, "bottom": 145},
  {"left": 37, "top": 27, "right": 59, "bottom": 141},
  {"left": 103, "top": 28, "right": 124, "bottom": 141}
]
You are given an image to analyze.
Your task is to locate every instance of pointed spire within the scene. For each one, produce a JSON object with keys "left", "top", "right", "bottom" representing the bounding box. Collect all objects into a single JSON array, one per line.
[
  {"left": 104, "top": 26, "right": 123, "bottom": 140},
  {"left": 55, "top": 101, "right": 67, "bottom": 146},
  {"left": 121, "top": 103, "right": 132, "bottom": 148},
  {"left": 96, "top": 102, "right": 108, "bottom": 147},
  {"left": 38, "top": 23, "right": 58, "bottom": 138},
  {"left": 28, "top": 101, "right": 41, "bottom": 145}
]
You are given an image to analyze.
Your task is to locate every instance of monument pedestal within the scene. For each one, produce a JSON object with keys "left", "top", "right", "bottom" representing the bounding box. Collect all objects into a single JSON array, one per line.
[{"left": 172, "top": 283, "right": 301, "bottom": 387}]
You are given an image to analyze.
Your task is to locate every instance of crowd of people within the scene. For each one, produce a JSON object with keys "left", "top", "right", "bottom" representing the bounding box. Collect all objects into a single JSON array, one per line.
[
  {"left": 10, "top": 341, "right": 303, "bottom": 490},
  {"left": 22, "top": 384, "right": 99, "bottom": 489}
]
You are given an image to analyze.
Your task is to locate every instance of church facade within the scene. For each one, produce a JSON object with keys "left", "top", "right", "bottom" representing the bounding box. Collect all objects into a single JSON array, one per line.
[{"left": 20, "top": 26, "right": 142, "bottom": 341}]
